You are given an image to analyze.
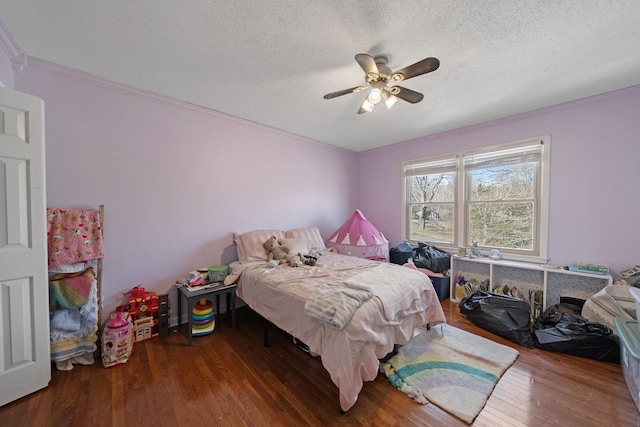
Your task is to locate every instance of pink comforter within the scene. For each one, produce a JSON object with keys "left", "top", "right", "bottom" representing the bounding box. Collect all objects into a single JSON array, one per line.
[{"left": 233, "top": 252, "right": 446, "bottom": 411}]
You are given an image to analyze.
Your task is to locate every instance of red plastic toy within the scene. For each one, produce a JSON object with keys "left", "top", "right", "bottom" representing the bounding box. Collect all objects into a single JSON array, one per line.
[{"left": 116, "top": 286, "right": 160, "bottom": 343}]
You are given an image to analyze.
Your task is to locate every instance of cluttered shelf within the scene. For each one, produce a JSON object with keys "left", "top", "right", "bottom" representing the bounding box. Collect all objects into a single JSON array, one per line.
[{"left": 451, "top": 256, "right": 613, "bottom": 312}]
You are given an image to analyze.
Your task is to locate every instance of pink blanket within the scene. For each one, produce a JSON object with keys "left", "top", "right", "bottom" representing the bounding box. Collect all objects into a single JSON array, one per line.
[{"left": 47, "top": 208, "right": 105, "bottom": 268}]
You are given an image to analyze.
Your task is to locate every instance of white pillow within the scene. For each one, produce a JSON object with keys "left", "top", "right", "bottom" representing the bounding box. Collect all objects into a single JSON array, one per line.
[
  {"left": 279, "top": 238, "right": 311, "bottom": 256},
  {"left": 234, "top": 229, "right": 286, "bottom": 263},
  {"left": 284, "top": 227, "right": 326, "bottom": 251}
]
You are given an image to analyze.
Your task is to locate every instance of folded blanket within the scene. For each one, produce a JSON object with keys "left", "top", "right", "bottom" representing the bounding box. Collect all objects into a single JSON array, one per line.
[
  {"left": 346, "top": 264, "right": 429, "bottom": 321},
  {"left": 304, "top": 282, "right": 373, "bottom": 330},
  {"left": 49, "top": 267, "right": 95, "bottom": 311},
  {"left": 49, "top": 309, "right": 82, "bottom": 338}
]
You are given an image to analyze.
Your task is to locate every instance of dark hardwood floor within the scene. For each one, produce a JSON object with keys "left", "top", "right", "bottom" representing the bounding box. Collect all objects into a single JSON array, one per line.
[{"left": 1, "top": 299, "right": 639, "bottom": 427}]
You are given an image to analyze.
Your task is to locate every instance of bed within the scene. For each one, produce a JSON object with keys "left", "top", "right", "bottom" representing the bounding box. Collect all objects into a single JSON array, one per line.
[{"left": 228, "top": 227, "right": 446, "bottom": 412}]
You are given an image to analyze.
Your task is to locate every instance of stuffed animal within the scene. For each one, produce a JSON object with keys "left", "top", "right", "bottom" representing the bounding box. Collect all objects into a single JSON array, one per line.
[
  {"left": 262, "top": 236, "right": 303, "bottom": 267},
  {"left": 263, "top": 236, "right": 290, "bottom": 264},
  {"left": 286, "top": 253, "right": 303, "bottom": 267},
  {"left": 299, "top": 251, "right": 318, "bottom": 266}
]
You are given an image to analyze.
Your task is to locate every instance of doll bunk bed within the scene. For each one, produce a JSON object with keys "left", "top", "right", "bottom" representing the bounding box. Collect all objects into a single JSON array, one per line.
[
  {"left": 228, "top": 227, "right": 446, "bottom": 412},
  {"left": 47, "top": 205, "right": 105, "bottom": 370}
]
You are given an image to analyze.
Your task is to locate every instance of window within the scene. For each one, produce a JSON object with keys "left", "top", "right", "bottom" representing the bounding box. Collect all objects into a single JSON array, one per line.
[
  {"left": 402, "top": 136, "right": 550, "bottom": 262},
  {"left": 404, "top": 156, "right": 458, "bottom": 245}
]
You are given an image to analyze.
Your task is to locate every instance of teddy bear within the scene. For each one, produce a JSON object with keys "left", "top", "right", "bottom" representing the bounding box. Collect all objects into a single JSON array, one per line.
[{"left": 263, "top": 236, "right": 302, "bottom": 267}]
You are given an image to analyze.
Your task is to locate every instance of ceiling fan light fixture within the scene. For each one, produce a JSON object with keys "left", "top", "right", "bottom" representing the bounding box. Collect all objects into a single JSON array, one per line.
[
  {"left": 367, "top": 88, "right": 383, "bottom": 104},
  {"left": 367, "top": 81, "right": 386, "bottom": 104},
  {"left": 358, "top": 98, "right": 375, "bottom": 114},
  {"left": 324, "top": 53, "right": 439, "bottom": 114},
  {"left": 382, "top": 90, "right": 399, "bottom": 109},
  {"left": 366, "top": 72, "right": 379, "bottom": 83}
]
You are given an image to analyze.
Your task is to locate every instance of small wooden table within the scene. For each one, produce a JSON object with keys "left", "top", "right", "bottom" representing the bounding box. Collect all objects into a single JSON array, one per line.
[{"left": 176, "top": 283, "right": 237, "bottom": 346}]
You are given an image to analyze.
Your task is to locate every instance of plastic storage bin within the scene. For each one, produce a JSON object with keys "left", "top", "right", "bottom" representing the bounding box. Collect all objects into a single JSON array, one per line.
[
  {"left": 629, "top": 287, "right": 640, "bottom": 334},
  {"left": 429, "top": 276, "right": 450, "bottom": 301},
  {"left": 614, "top": 317, "right": 640, "bottom": 412}
]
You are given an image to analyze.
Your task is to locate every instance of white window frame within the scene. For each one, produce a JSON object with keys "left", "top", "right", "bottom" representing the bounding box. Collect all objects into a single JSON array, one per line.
[{"left": 402, "top": 136, "right": 550, "bottom": 263}]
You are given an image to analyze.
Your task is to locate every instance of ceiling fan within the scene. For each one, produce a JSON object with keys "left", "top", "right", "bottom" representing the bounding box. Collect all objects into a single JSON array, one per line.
[{"left": 324, "top": 53, "right": 440, "bottom": 114}]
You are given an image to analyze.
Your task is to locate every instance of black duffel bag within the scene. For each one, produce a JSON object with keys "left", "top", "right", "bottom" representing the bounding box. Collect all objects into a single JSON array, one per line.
[
  {"left": 533, "top": 303, "right": 620, "bottom": 363},
  {"left": 459, "top": 290, "right": 535, "bottom": 348},
  {"left": 413, "top": 242, "right": 451, "bottom": 273}
]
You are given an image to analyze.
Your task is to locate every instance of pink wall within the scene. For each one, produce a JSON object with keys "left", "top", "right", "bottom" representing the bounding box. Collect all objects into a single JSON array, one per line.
[
  {"left": 8, "top": 52, "right": 640, "bottom": 321},
  {"left": 14, "top": 59, "right": 358, "bottom": 320},
  {"left": 355, "top": 85, "right": 640, "bottom": 275}
]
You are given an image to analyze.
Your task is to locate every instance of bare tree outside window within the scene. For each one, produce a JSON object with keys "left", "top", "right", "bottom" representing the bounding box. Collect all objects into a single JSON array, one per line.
[
  {"left": 408, "top": 172, "right": 455, "bottom": 243},
  {"left": 403, "top": 138, "right": 548, "bottom": 260},
  {"left": 467, "top": 160, "right": 538, "bottom": 252}
]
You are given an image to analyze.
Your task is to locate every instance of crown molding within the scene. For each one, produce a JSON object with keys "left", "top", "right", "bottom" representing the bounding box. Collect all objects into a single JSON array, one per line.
[
  {"left": 0, "top": 18, "right": 27, "bottom": 72},
  {"left": 0, "top": 19, "right": 21, "bottom": 58},
  {"left": 0, "top": 14, "right": 347, "bottom": 153},
  {"left": 21, "top": 55, "right": 350, "bottom": 152}
]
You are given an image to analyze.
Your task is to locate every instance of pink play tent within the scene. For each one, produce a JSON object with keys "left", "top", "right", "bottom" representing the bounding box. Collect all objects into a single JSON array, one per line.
[{"left": 325, "top": 210, "right": 389, "bottom": 261}]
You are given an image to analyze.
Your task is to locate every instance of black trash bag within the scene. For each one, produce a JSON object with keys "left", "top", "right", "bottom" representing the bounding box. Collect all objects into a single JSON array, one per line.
[
  {"left": 412, "top": 242, "right": 451, "bottom": 273},
  {"left": 533, "top": 303, "right": 620, "bottom": 363},
  {"left": 459, "top": 290, "right": 535, "bottom": 348},
  {"left": 389, "top": 240, "right": 414, "bottom": 265}
]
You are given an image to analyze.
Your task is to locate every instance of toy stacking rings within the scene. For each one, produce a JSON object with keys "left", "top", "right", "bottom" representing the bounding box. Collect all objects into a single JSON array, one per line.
[
  {"left": 192, "top": 312, "right": 213, "bottom": 321},
  {"left": 192, "top": 298, "right": 213, "bottom": 316},
  {"left": 191, "top": 297, "right": 215, "bottom": 337}
]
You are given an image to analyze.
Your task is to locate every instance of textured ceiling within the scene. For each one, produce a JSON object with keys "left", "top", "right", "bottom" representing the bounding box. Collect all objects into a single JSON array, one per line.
[{"left": 1, "top": 1, "right": 639, "bottom": 152}]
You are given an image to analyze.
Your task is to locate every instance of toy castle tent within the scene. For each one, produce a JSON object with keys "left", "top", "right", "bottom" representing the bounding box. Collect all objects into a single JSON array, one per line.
[{"left": 326, "top": 210, "right": 389, "bottom": 261}]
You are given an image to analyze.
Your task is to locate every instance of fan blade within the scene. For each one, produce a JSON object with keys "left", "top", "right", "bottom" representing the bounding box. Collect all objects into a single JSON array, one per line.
[
  {"left": 391, "top": 57, "right": 440, "bottom": 82},
  {"left": 355, "top": 53, "right": 379, "bottom": 78},
  {"left": 391, "top": 86, "right": 424, "bottom": 104},
  {"left": 323, "top": 86, "right": 365, "bottom": 99}
]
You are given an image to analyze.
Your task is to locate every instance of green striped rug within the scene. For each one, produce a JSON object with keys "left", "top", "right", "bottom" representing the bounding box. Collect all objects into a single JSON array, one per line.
[{"left": 381, "top": 324, "right": 519, "bottom": 423}]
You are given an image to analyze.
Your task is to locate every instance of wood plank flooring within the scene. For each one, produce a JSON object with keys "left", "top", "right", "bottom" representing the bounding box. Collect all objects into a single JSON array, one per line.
[{"left": 1, "top": 299, "right": 639, "bottom": 426}]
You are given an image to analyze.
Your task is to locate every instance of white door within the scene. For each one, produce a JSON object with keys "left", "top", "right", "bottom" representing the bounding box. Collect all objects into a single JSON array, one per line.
[{"left": 0, "top": 86, "right": 49, "bottom": 406}]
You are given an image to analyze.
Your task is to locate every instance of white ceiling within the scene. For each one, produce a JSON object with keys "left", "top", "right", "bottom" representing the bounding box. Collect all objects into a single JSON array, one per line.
[{"left": 1, "top": 1, "right": 639, "bottom": 152}]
